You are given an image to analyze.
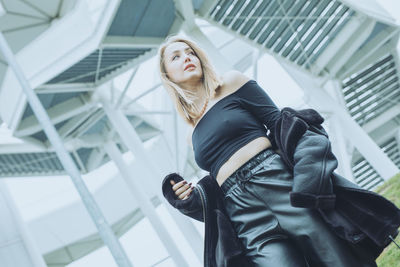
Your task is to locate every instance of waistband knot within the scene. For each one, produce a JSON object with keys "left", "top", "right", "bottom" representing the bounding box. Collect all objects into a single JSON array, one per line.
[{"left": 236, "top": 167, "right": 252, "bottom": 190}]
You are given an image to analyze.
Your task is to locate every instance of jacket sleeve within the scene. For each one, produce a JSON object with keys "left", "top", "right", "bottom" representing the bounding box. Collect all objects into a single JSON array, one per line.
[
  {"left": 235, "top": 80, "right": 281, "bottom": 141},
  {"left": 161, "top": 173, "right": 204, "bottom": 222},
  {"left": 290, "top": 127, "right": 337, "bottom": 209}
]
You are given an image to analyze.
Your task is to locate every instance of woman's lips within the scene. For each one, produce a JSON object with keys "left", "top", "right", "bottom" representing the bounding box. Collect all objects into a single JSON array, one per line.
[{"left": 184, "top": 64, "right": 196, "bottom": 71}]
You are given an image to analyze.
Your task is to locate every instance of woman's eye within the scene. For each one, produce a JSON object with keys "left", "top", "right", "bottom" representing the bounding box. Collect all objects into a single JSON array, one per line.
[
  {"left": 172, "top": 55, "right": 179, "bottom": 60},
  {"left": 189, "top": 51, "right": 195, "bottom": 55}
]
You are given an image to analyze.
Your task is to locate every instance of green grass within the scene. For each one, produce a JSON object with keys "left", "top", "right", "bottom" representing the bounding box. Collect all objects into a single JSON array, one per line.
[{"left": 374, "top": 173, "right": 400, "bottom": 267}]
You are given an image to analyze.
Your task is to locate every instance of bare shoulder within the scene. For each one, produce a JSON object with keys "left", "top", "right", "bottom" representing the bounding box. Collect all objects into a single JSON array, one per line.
[{"left": 220, "top": 70, "right": 251, "bottom": 95}]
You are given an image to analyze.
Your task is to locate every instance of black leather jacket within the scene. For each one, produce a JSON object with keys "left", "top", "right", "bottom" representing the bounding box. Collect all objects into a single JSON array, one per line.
[
  {"left": 162, "top": 108, "right": 400, "bottom": 266},
  {"left": 275, "top": 107, "right": 400, "bottom": 253}
]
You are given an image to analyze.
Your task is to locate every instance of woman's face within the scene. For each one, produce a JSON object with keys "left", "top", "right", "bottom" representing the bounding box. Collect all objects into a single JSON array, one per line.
[{"left": 163, "top": 41, "right": 203, "bottom": 87}]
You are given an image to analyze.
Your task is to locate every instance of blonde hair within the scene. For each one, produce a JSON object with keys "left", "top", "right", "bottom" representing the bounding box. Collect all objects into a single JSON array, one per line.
[{"left": 158, "top": 35, "right": 222, "bottom": 126}]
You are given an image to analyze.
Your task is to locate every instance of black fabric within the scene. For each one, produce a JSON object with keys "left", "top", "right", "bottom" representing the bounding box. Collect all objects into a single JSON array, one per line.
[
  {"left": 221, "top": 148, "right": 275, "bottom": 194},
  {"left": 274, "top": 107, "right": 400, "bottom": 254},
  {"left": 274, "top": 107, "right": 337, "bottom": 209},
  {"left": 333, "top": 182, "right": 400, "bottom": 248},
  {"left": 192, "top": 80, "right": 281, "bottom": 178},
  {"left": 162, "top": 173, "right": 249, "bottom": 267},
  {"left": 162, "top": 173, "right": 203, "bottom": 222},
  {"left": 161, "top": 106, "right": 400, "bottom": 266},
  {"left": 223, "top": 151, "right": 376, "bottom": 266}
]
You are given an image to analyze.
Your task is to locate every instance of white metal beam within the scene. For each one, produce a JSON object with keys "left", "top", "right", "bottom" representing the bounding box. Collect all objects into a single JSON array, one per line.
[
  {"left": 64, "top": 134, "right": 106, "bottom": 150},
  {"left": 340, "top": 0, "right": 399, "bottom": 27},
  {"left": 173, "top": 109, "right": 179, "bottom": 170},
  {"left": 86, "top": 147, "right": 106, "bottom": 172},
  {"left": 197, "top": 13, "right": 326, "bottom": 79},
  {"left": 0, "top": 181, "right": 47, "bottom": 267},
  {"left": 252, "top": 49, "right": 259, "bottom": 80},
  {"left": 396, "top": 129, "right": 400, "bottom": 155},
  {"left": 0, "top": 30, "right": 133, "bottom": 267},
  {"left": 362, "top": 104, "right": 400, "bottom": 133},
  {"left": 0, "top": 137, "right": 46, "bottom": 154},
  {"left": 196, "top": 0, "right": 218, "bottom": 17},
  {"left": 96, "top": 48, "right": 157, "bottom": 86},
  {"left": 72, "top": 150, "right": 88, "bottom": 173},
  {"left": 174, "top": 0, "right": 196, "bottom": 31},
  {"left": 185, "top": 25, "right": 231, "bottom": 72},
  {"left": 276, "top": 0, "right": 315, "bottom": 72},
  {"left": 102, "top": 36, "right": 164, "bottom": 49},
  {"left": 329, "top": 114, "right": 355, "bottom": 181},
  {"left": 35, "top": 83, "right": 95, "bottom": 94},
  {"left": 71, "top": 109, "right": 105, "bottom": 139},
  {"left": 123, "top": 110, "right": 172, "bottom": 116},
  {"left": 102, "top": 100, "right": 190, "bottom": 267},
  {"left": 15, "top": 95, "right": 94, "bottom": 137},
  {"left": 0, "top": 2, "right": 5, "bottom": 17},
  {"left": 123, "top": 83, "right": 161, "bottom": 109},
  {"left": 101, "top": 97, "right": 203, "bottom": 263},
  {"left": 336, "top": 29, "right": 399, "bottom": 80},
  {"left": 325, "top": 17, "right": 375, "bottom": 78},
  {"left": 58, "top": 108, "right": 98, "bottom": 139},
  {"left": 0, "top": 0, "right": 92, "bottom": 131},
  {"left": 28, "top": 0, "right": 120, "bottom": 88},
  {"left": 371, "top": 125, "right": 400, "bottom": 147},
  {"left": 311, "top": 12, "right": 367, "bottom": 76},
  {"left": 281, "top": 60, "right": 399, "bottom": 180},
  {"left": 104, "top": 141, "right": 190, "bottom": 264},
  {"left": 115, "top": 67, "right": 138, "bottom": 108},
  {"left": 327, "top": 80, "right": 356, "bottom": 181}
]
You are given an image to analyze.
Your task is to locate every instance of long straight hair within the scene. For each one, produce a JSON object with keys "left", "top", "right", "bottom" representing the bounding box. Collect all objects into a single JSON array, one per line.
[{"left": 158, "top": 35, "right": 222, "bottom": 126}]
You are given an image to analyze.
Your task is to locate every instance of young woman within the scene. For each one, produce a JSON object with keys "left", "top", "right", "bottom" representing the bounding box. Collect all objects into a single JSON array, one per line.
[{"left": 158, "top": 35, "right": 383, "bottom": 266}]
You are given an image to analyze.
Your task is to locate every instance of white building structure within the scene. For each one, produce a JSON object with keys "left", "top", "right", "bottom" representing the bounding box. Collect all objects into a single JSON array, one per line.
[{"left": 0, "top": 0, "right": 399, "bottom": 266}]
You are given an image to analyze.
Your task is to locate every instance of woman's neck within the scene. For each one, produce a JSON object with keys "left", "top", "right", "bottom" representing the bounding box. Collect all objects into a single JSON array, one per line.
[{"left": 180, "top": 80, "right": 207, "bottom": 109}]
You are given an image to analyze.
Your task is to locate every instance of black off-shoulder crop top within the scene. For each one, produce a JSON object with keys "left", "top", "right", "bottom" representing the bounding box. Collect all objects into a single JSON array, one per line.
[{"left": 192, "top": 80, "right": 281, "bottom": 178}]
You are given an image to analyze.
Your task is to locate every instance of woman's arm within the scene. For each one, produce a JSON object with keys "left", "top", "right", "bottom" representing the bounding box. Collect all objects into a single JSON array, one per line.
[
  {"left": 290, "top": 129, "right": 337, "bottom": 209},
  {"left": 274, "top": 108, "right": 337, "bottom": 209},
  {"left": 162, "top": 173, "right": 204, "bottom": 222},
  {"left": 225, "top": 71, "right": 281, "bottom": 141},
  {"left": 235, "top": 81, "right": 281, "bottom": 135}
]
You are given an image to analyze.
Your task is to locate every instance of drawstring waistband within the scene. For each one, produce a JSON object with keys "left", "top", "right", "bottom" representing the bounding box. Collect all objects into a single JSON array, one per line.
[{"left": 221, "top": 148, "right": 275, "bottom": 195}]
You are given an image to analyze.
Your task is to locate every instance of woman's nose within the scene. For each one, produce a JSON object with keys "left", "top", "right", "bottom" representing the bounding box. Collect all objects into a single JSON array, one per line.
[{"left": 184, "top": 55, "right": 191, "bottom": 63}]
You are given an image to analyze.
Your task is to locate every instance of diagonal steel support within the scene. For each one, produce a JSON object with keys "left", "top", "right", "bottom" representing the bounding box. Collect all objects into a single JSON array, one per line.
[
  {"left": 0, "top": 181, "right": 47, "bottom": 267},
  {"left": 0, "top": 32, "right": 133, "bottom": 267},
  {"left": 103, "top": 141, "right": 188, "bottom": 266},
  {"left": 101, "top": 98, "right": 203, "bottom": 265}
]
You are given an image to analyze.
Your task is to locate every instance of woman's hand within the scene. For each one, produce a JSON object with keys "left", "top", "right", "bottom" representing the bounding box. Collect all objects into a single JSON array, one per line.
[{"left": 170, "top": 180, "right": 194, "bottom": 200}]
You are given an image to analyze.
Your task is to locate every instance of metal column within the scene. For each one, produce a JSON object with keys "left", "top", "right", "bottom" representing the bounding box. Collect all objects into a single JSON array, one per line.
[
  {"left": 102, "top": 99, "right": 200, "bottom": 267},
  {"left": 104, "top": 140, "right": 194, "bottom": 267},
  {"left": 0, "top": 181, "right": 47, "bottom": 267},
  {"left": 253, "top": 49, "right": 259, "bottom": 80},
  {"left": 329, "top": 114, "right": 355, "bottom": 181},
  {"left": 0, "top": 33, "right": 133, "bottom": 267},
  {"left": 395, "top": 129, "right": 400, "bottom": 161}
]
